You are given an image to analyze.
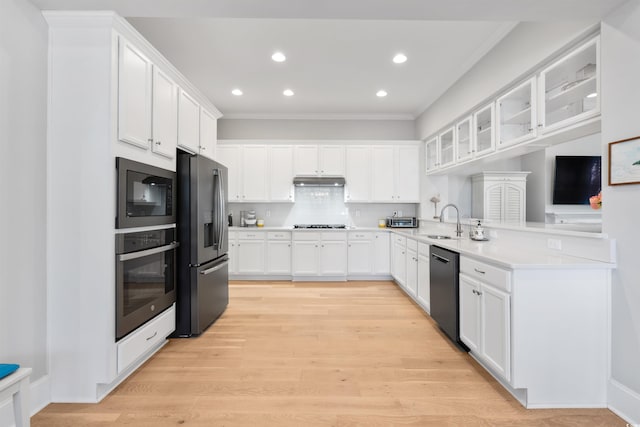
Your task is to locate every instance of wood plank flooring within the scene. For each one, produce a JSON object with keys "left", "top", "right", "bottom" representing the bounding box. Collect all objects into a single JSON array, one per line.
[{"left": 33, "top": 281, "right": 625, "bottom": 426}]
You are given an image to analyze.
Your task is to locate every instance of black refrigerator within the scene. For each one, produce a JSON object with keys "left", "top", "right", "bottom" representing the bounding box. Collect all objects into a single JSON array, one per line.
[{"left": 175, "top": 150, "right": 229, "bottom": 336}]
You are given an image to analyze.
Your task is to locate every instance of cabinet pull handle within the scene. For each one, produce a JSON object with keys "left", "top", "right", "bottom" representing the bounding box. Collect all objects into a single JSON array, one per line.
[
  {"left": 147, "top": 138, "right": 153, "bottom": 143},
  {"left": 474, "top": 268, "right": 486, "bottom": 274},
  {"left": 146, "top": 331, "right": 158, "bottom": 341},
  {"left": 155, "top": 141, "right": 161, "bottom": 145}
]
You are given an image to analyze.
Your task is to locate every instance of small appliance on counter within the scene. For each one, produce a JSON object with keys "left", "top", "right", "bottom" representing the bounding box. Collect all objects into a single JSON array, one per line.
[
  {"left": 240, "top": 210, "right": 257, "bottom": 227},
  {"left": 386, "top": 217, "right": 418, "bottom": 228},
  {"left": 470, "top": 220, "right": 489, "bottom": 241}
]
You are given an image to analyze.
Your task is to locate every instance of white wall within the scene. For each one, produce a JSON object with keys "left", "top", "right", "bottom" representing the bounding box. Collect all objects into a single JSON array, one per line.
[
  {"left": 0, "top": 0, "right": 49, "bottom": 419},
  {"left": 601, "top": 0, "right": 640, "bottom": 422},
  {"left": 219, "top": 118, "right": 416, "bottom": 140}
]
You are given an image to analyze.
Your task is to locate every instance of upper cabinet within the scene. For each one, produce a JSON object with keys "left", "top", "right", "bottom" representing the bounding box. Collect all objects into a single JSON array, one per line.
[
  {"left": 151, "top": 68, "right": 178, "bottom": 158},
  {"left": 372, "top": 145, "right": 420, "bottom": 203},
  {"left": 177, "top": 90, "right": 200, "bottom": 154},
  {"left": 456, "top": 116, "right": 473, "bottom": 163},
  {"left": 473, "top": 102, "right": 495, "bottom": 157},
  {"left": 345, "top": 146, "right": 371, "bottom": 202},
  {"left": 496, "top": 77, "right": 537, "bottom": 148},
  {"left": 425, "top": 34, "right": 600, "bottom": 175},
  {"left": 199, "top": 108, "right": 217, "bottom": 159},
  {"left": 439, "top": 126, "right": 456, "bottom": 168},
  {"left": 294, "top": 145, "right": 345, "bottom": 176},
  {"left": 539, "top": 36, "right": 599, "bottom": 133},
  {"left": 268, "top": 145, "right": 294, "bottom": 202},
  {"left": 118, "top": 38, "right": 153, "bottom": 150}
]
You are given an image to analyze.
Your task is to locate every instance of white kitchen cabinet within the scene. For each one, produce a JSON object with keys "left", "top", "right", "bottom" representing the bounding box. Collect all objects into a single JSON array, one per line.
[
  {"left": 266, "top": 232, "right": 291, "bottom": 275},
  {"left": 473, "top": 102, "right": 496, "bottom": 157},
  {"left": 372, "top": 146, "right": 395, "bottom": 201},
  {"left": 439, "top": 126, "right": 456, "bottom": 168},
  {"left": 459, "top": 275, "right": 481, "bottom": 354},
  {"left": 150, "top": 67, "right": 178, "bottom": 158},
  {"left": 237, "top": 231, "right": 265, "bottom": 274},
  {"left": 459, "top": 257, "right": 511, "bottom": 382},
  {"left": 455, "top": 116, "right": 473, "bottom": 163},
  {"left": 292, "top": 231, "right": 347, "bottom": 278},
  {"left": 217, "top": 145, "right": 268, "bottom": 202},
  {"left": 416, "top": 242, "right": 430, "bottom": 312},
  {"left": 228, "top": 231, "right": 238, "bottom": 274},
  {"left": 472, "top": 171, "right": 530, "bottom": 223},
  {"left": 425, "top": 136, "right": 439, "bottom": 172},
  {"left": 292, "top": 240, "right": 319, "bottom": 275},
  {"left": 391, "top": 235, "right": 407, "bottom": 286},
  {"left": 293, "top": 145, "right": 345, "bottom": 176},
  {"left": 347, "top": 232, "right": 373, "bottom": 274},
  {"left": 177, "top": 89, "right": 200, "bottom": 154},
  {"left": 118, "top": 37, "right": 152, "bottom": 150},
  {"left": 371, "top": 145, "right": 420, "bottom": 202},
  {"left": 199, "top": 108, "right": 217, "bottom": 159},
  {"left": 373, "top": 232, "right": 390, "bottom": 275},
  {"left": 405, "top": 240, "right": 418, "bottom": 297},
  {"left": 539, "top": 36, "right": 599, "bottom": 133},
  {"left": 345, "top": 146, "right": 371, "bottom": 202},
  {"left": 216, "top": 145, "right": 241, "bottom": 201},
  {"left": 241, "top": 145, "right": 268, "bottom": 202},
  {"left": 497, "top": 77, "right": 537, "bottom": 148},
  {"left": 268, "top": 145, "right": 294, "bottom": 202}
]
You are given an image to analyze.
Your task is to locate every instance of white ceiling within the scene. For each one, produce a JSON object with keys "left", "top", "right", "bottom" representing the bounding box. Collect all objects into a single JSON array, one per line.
[{"left": 33, "top": 0, "right": 626, "bottom": 119}]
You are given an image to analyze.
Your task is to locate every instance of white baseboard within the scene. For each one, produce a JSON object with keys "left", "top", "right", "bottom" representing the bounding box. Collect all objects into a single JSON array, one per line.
[
  {"left": 608, "top": 379, "right": 640, "bottom": 426},
  {"left": 0, "top": 373, "right": 51, "bottom": 426}
]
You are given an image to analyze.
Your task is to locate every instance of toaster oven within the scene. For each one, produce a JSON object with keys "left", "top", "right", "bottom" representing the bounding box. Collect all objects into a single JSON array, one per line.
[{"left": 386, "top": 217, "right": 418, "bottom": 228}]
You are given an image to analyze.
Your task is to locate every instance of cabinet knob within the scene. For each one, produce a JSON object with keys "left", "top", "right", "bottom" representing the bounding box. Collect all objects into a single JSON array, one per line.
[
  {"left": 200, "top": 146, "right": 206, "bottom": 150},
  {"left": 147, "top": 138, "right": 153, "bottom": 143},
  {"left": 155, "top": 141, "right": 162, "bottom": 145}
]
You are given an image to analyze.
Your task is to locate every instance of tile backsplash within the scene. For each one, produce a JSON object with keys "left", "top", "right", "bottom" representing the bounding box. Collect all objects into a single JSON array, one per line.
[{"left": 229, "top": 187, "right": 416, "bottom": 227}]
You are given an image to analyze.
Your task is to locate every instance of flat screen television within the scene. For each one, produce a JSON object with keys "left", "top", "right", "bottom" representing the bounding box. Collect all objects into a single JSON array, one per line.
[{"left": 552, "top": 155, "right": 601, "bottom": 205}]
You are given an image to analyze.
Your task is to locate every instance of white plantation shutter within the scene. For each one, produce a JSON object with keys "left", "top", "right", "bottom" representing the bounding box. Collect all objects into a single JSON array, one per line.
[
  {"left": 504, "top": 184, "right": 524, "bottom": 223},
  {"left": 485, "top": 184, "right": 504, "bottom": 221}
]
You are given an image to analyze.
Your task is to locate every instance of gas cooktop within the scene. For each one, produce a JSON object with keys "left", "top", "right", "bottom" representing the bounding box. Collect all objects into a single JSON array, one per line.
[{"left": 293, "top": 224, "right": 347, "bottom": 229}]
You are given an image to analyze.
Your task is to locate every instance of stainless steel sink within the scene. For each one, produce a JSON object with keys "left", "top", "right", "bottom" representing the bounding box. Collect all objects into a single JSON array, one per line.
[{"left": 425, "top": 234, "right": 452, "bottom": 240}]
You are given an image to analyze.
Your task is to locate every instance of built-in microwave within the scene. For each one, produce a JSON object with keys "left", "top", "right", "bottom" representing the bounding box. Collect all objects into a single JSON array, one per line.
[{"left": 116, "top": 157, "right": 176, "bottom": 229}]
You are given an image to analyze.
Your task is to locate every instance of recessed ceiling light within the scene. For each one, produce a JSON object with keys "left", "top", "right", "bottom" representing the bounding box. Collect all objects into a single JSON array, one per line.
[
  {"left": 393, "top": 53, "right": 408, "bottom": 64},
  {"left": 283, "top": 89, "right": 294, "bottom": 97},
  {"left": 231, "top": 89, "right": 243, "bottom": 96},
  {"left": 586, "top": 92, "right": 598, "bottom": 98},
  {"left": 272, "top": 51, "right": 286, "bottom": 62},
  {"left": 376, "top": 90, "right": 388, "bottom": 98}
]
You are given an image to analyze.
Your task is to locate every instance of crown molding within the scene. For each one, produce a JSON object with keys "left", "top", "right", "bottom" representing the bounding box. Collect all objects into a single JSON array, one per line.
[{"left": 220, "top": 113, "right": 416, "bottom": 121}]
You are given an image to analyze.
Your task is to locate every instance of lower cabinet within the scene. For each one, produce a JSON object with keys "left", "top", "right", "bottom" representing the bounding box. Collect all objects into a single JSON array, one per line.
[
  {"left": 266, "top": 232, "right": 291, "bottom": 274},
  {"left": 459, "top": 257, "right": 512, "bottom": 383},
  {"left": 391, "top": 235, "right": 407, "bottom": 286},
  {"left": 237, "top": 231, "right": 265, "bottom": 274},
  {"left": 228, "top": 231, "right": 238, "bottom": 274},
  {"left": 292, "top": 231, "right": 347, "bottom": 278},
  {"left": 405, "top": 239, "right": 418, "bottom": 297},
  {"left": 373, "top": 232, "right": 390, "bottom": 275},
  {"left": 416, "top": 242, "right": 430, "bottom": 312}
]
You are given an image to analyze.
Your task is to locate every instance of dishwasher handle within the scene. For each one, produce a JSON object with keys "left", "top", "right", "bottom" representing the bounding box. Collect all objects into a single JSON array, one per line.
[{"left": 431, "top": 253, "right": 450, "bottom": 263}]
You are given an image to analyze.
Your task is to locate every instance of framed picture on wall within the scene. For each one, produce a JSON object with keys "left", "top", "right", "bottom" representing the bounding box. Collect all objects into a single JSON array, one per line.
[{"left": 608, "top": 136, "right": 640, "bottom": 186}]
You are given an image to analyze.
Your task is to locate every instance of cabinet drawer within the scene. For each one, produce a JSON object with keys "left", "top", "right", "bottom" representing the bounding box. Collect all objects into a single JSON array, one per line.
[
  {"left": 461, "top": 257, "right": 511, "bottom": 292},
  {"left": 117, "top": 305, "right": 175, "bottom": 374},
  {"left": 348, "top": 231, "right": 373, "bottom": 240},
  {"left": 267, "top": 231, "right": 291, "bottom": 240},
  {"left": 418, "top": 242, "right": 429, "bottom": 257},
  {"left": 393, "top": 235, "right": 407, "bottom": 246},
  {"left": 293, "top": 231, "right": 321, "bottom": 241},
  {"left": 321, "top": 231, "right": 347, "bottom": 241},
  {"left": 238, "top": 231, "right": 265, "bottom": 240},
  {"left": 406, "top": 238, "right": 418, "bottom": 252}
]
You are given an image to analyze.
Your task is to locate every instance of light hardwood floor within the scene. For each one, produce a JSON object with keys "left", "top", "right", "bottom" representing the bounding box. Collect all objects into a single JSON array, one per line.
[{"left": 34, "top": 281, "right": 625, "bottom": 426}]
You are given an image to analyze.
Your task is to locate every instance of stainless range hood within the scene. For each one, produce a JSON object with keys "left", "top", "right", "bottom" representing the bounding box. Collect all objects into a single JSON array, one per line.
[{"left": 293, "top": 176, "right": 346, "bottom": 187}]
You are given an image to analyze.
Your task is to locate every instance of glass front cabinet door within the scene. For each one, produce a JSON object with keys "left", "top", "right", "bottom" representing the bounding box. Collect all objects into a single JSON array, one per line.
[
  {"left": 539, "top": 36, "right": 599, "bottom": 133},
  {"left": 439, "top": 126, "right": 456, "bottom": 168},
  {"left": 496, "top": 77, "right": 537, "bottom": 148},
  {"left": 456, "top": 116, "right": 473, "bottom": 163},
  {"left": 474, "top": 102, "right": 495, "bottom": 157},
  {"left": 425, "top": 136, "right": 439, "bottom": 172}
]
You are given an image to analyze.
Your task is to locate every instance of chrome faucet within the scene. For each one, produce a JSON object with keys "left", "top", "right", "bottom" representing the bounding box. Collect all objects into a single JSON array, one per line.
[{"left": 439, "top": 203, "right": 463, "bottom": 237}]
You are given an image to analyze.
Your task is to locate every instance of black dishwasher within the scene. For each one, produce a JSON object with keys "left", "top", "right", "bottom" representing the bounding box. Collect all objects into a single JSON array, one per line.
[{"left": 429, "top": 245, "right": 468, "bottom": 351}]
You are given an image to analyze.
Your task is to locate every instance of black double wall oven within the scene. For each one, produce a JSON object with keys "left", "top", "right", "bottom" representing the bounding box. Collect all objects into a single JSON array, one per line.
[{"left": 115, "top": 158, "right": 178, "bottom": 340}]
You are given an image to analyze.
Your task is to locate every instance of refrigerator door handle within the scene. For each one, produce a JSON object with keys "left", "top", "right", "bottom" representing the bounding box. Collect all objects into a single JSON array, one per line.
[
  {"left": 216, "top": 168, "right": 226, "bottom": 251},
  {"left": 200, "top": 260, "right": 229, "bottom": 275}
]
